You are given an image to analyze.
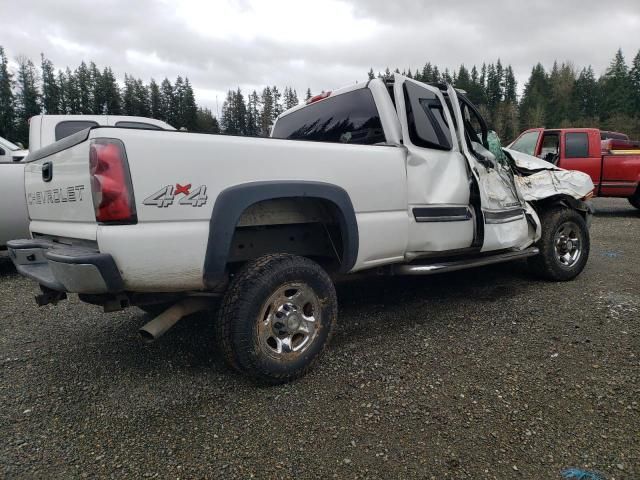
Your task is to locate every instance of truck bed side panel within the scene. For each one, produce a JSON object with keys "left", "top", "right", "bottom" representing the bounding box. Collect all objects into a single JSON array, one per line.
[
  {"left": 601, "top": 153, "right": 640, "bottom": 197},
  {"left": 90, "top": 128, "right": 409, "bottom": 290}
]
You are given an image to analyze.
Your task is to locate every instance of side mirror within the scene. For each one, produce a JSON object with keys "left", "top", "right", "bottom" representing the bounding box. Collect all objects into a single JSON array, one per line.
[{"left": 16, "top": 142, "right": 25, "bottom": 149}]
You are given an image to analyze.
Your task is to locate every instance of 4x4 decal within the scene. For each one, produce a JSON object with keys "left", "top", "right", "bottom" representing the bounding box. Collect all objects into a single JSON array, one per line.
[{"left": 143, "top": 184, "right": 208, "bottom": 208}]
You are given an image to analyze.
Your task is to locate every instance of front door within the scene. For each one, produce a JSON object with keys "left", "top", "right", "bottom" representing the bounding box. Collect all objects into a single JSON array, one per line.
[
  {"left": 445, "top": 86, "right": 531, "bottom": 252},
  {"left": 393, "top": 75, "right": 475, "bottom": 253}
]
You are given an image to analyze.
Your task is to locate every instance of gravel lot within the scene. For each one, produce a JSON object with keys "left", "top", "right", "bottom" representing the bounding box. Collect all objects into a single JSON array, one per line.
[{"left": 1, "top": 197, "right": 638, "bottom": 479}]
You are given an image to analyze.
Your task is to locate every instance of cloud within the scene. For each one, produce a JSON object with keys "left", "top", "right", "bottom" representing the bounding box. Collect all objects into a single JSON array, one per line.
[{"left": 3, "top": 0, "right": 640, "bottom": 110}]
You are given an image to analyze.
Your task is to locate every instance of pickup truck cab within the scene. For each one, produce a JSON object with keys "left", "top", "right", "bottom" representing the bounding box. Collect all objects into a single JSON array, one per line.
[
  {"left": 8, "top": 75, "right": 594, "bottom": 383},
  {"left": 509, "top": 128, "right": 640, "bottom": 209},
  {"left": 0, "top": 116, "right": 174, "bottom": 249}
]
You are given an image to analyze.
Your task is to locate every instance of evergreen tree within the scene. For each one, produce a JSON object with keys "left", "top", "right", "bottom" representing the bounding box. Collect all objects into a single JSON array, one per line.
[
  {"left": 0, "top": 47, "right": 16, "bottom": 139},
  {"left": 181, "top": 78, "right": 198, "bottom": 130},
  {"left": 304, "top": 88, "right": 312, "bottom": 101},
  {"left": 367, "top": 68, "right": 375, "bottom": 80},
  {"left": 172, "top": 76, "right": 185, "bottom": 128},
  {"left": 100, "top": 67, "right": 121, "bottom": 114},
  {"left": 149, "top": 79, "right": 162, "bottom": 119},
  {"left": 272, "top": 85, "right": 283, "bottom": 120},
  {"left": 520, "top": 63, "right": 549, "bottom": 129},
  {"left": 245, "top": 90, "right": 260, "bottom": 137},
  {"left": 63, "top": 67, "right": 80, "bottom": 113},
  {"left": 195, "top": 107, "right": 220, "bottom": 133},
  {"left": 15, "top": 56, "right": 40, "bottom": 144},
  {"left": 220, "top": 88, "right": 247, "bottom": 135},
  {"left": 40, "top": 54, "right": 60, "bottom": 114},
  {"left": 57, "top": 70, "right": 68, "bottom": 114},
  {"left": 160, "top": 78, "right": 174, "bottom": 123},
  {"left": 571, "top": 66, "right": 599, "bottom": 122},
  {"left": 630, "top": 50, "right": 640, "bottom": 113},
  {"left": 89, "top": 62, "right": 102, "bottom": 113},
  {"left": 75, "top": 61, "right": 92, "bottom": 114},
  {"left": 485, "top": 62, "right": 503, "bottom": 118},
  {"left": 454, "top": 65, "right": 472, "bottom": 93},
  {"left": 121, "top": 74, "right": 135, "bottom": 116},
  {"left": 259, "top": 86, "right": 274, "bottom": 136},
  {"left": 503, "top": 66, "right": 517, "bottom": 103},
  {"left": 600, "top": 48, "right": 633, "bottom": 118}
]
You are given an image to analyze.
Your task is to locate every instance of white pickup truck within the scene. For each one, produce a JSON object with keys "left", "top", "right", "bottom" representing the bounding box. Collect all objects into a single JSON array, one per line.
[
  {"left": 8, "top": 75, "right": 594, "bottom": 383},
  {"left": 0, "top": 116, "right": 173, "bottom": 248}
]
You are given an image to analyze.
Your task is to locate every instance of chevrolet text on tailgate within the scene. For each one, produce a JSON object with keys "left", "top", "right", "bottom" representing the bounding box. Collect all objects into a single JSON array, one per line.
[{"left": 8, "top": 75, "right": 595, "bottom": 384}]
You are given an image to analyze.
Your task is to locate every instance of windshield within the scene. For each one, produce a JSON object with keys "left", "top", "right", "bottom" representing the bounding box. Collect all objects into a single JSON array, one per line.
[{"left": 0, "top": 137, "right": 21, "bottom": 151}]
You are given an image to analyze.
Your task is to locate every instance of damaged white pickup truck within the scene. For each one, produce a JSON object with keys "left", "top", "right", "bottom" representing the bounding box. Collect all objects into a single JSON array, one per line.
[{"left": 8, "top": 75, "right": 594, "bottom": 383}]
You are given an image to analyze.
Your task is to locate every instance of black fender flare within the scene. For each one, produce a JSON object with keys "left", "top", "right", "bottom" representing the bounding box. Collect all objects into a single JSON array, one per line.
[{"left": 203, "top": 181, "right": 359, "bottom": 288}]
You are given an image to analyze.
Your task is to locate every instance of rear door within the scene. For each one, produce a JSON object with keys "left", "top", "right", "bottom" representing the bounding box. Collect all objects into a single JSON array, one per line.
[{"left": 393, "top": 75, "right": 475, "bottom": 253}]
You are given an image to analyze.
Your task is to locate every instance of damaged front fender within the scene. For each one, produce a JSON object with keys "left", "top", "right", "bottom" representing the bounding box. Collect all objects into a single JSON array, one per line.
[{"left": 504, "top": 148, "right": 595, "bottom": 202}]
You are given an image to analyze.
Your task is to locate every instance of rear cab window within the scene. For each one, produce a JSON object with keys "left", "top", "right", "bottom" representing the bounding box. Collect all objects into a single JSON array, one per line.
[
  {"left": 271, "top": 88, "right": 386, "bottom": 145},
  {"left": 565, "top": 132, "right": 589, "bottom": 158},
  {"left": 55, "top": 121, "right": 99, "bottom": 141},
  {"left": 510, "top": 131, "right": 540, "bottom": 156}
]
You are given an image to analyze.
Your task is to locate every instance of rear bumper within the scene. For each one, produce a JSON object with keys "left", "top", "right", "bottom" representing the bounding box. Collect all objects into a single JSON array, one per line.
[{"left": 7, "top": 239, "right": 124, "bottom": 294}]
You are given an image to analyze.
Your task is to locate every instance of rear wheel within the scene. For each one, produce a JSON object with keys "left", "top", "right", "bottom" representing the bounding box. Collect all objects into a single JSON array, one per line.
[
  {"left": 628, "top": 191, "right": 640, "bottom": 210},
  {"left": 215, "top": 254, "right": 337, "bottom": 384},
  {"left": 528, "top": 207, "right": 590, "bottom": 281}
]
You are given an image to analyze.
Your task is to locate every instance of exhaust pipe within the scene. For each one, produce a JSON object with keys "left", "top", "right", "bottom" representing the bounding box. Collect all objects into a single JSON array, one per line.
[{"left": 139, "top": 298, "right": 210, "bottom": 343}]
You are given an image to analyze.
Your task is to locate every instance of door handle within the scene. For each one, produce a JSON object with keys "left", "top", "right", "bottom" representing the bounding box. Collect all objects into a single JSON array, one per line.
[{"left": 42, "top": 161, "right": 53, "bottom": 182}]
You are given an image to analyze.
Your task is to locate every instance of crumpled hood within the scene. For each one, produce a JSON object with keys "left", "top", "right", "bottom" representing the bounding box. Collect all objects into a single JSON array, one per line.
[
  {"left": 503, "top": 148, "right": 595, "bottom": 201},
  {"left": 503, "top": 148, "right": 559, "bottom": 171}
]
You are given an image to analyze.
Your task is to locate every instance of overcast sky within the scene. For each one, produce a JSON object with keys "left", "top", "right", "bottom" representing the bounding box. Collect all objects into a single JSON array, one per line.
[{"left": 4, "top": 0, "right": 640, "bottom": 114}]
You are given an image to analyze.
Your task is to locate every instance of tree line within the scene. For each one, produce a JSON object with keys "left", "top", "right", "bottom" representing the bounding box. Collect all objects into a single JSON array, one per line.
[
  {"left": 1, "top": 46, "right": 638, "bottom": 148},
  {"left": 0, "top": 47, "right": 302, "bottom": 146},
  {"left": 371, "top": 48, "right": 640, "bottom": 141}
]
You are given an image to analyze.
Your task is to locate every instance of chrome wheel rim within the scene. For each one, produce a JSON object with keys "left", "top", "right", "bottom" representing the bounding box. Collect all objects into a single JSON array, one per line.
[
  {"left": 257, "top": 282, "right": 320, "bottom": 360},
  {"left": 554, "top": 221, "right": 582, "bottom": 267}
]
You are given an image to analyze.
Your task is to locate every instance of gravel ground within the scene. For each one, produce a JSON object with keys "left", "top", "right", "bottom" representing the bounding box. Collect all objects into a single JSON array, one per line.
[{"left": 1, "top": 197, "right": 638, "bottom": 479}]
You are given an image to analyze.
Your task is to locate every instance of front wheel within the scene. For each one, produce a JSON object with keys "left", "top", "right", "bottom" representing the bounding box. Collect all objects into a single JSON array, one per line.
[
  {"left": 215, "top": 254, "right": 337, "bottom": 384},
  {"left": 528, "top": 207, "right": 590, "bottom": 281},
  {"left": 628, "top": 192, "right": 640, "bottom": 210}
]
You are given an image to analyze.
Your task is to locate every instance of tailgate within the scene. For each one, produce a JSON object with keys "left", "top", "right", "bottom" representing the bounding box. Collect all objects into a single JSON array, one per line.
[{"left": 25, "top": 130, "right": 96, "bottom": 225}]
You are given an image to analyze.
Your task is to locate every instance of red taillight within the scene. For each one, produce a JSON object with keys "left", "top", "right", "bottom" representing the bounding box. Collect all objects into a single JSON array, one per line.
[
  {"left": 306, "top": 91, "right": 332, "bottom": 104},
  {"left": 89, "top": 139, "right": 137, "bottom": 223}
]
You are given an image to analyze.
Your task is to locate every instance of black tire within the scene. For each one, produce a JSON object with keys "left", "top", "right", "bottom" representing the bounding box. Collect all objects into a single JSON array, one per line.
[
  {"left": 215, "top": 254, "right": 337, "bottom": 384},
  {"left": 528, "top": 207, "right": 590, "bottom": 281},
  {"left": 628, "top": 192, "right": 640, "bottom": 210}
]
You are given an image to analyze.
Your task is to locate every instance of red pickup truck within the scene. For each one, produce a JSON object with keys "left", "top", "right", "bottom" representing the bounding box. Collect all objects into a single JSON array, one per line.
[{"left": 509, "top": 128, "right": 640, "bottom": 209}]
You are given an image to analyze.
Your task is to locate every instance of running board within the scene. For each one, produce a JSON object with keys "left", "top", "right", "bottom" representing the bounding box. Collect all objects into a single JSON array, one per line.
[{"left": 392, "top": 247, "right": 539, "bottom": 276}]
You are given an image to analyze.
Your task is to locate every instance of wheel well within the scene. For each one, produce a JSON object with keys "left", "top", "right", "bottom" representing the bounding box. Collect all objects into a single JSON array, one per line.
[
  {"left": 530, "top": 194, "right": 591, "bottom": 221},
  {"left": 228, "top": 197, "right": 346, "bottom": 271}
]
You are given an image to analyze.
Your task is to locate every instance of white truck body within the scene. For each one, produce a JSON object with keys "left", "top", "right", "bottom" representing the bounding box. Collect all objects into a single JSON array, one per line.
[
  {"left": 12, "top": 77, "right": 594, "bottom": 283},
  {"left": 0, "top": 116, "right": 173, "bottom": 248},
  {"left": 13, "top": 76, "right": 593, "bottom": 288}
]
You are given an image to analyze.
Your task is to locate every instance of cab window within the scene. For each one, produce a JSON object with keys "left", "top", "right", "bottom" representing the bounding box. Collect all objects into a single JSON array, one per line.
[
  {"left": 565, "top": 132, "right": 589, "bottom": 158},
  {"left": 271, "top": 88, "right": 386, "bottom": 145},
  {"left": 55, "top": 121, "right": 99, "bottom": 141},
  {"left": 510, "top": 131, "right": 540, "bottom": 156},
  {"left": 403, "top": 81, "right": 452, "bottom": 150}
]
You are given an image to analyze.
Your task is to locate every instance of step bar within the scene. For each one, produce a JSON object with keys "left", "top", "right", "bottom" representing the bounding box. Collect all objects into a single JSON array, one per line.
[{"left": 392, "top": 247, "right": 539, "bottom": 276}]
